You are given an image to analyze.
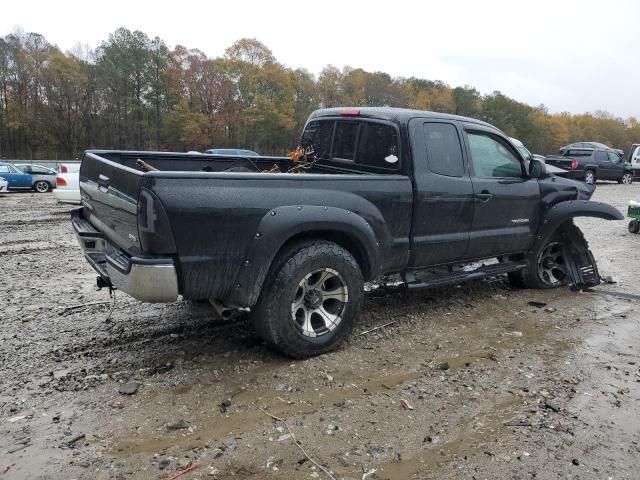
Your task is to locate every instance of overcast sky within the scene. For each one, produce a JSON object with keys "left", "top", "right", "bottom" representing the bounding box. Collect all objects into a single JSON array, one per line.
[{"left": 2, "top": 0, "right": 639, "bottom": 118}]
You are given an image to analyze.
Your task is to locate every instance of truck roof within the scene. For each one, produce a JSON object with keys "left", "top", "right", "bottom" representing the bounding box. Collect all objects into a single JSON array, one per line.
[{"left": 309, "top": 107, "right": 496, "bottom": 129}]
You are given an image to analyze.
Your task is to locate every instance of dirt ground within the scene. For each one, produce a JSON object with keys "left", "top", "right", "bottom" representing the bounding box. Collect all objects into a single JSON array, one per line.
[{"left": 2, "top": 183, "right": 640, "bottom": 480}]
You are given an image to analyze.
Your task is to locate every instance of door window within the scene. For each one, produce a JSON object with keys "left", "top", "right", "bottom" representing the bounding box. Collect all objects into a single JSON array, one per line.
[
  {"left": 467, "top": 132, "right": 522, "bottom": 178},
  {"left": 595, "top": 151, "right": 608, "bottom": 162},
  {"left": 607, "top": 151, "right": 621, "bottom": 163},
  {"left": 423, "top": 123, "right": 464, "bottom": 177},
  {"left": 0, "top": 165, "right": 10, "bottom": 173}
]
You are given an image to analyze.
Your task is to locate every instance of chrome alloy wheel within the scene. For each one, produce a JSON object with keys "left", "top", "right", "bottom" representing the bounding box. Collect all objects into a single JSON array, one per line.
[
  {"left": 537, "top": 242, "right": 568, "bottom": 286},
  {"left": 35, "top": 181, "right": 50, "bottom": 193},
  {"left": 291, "top": 268, "right": 348, "bottom": 337}
]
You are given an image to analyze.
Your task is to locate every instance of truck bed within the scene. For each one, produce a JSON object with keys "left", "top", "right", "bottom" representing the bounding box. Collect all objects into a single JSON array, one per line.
[{"left": 79, "top": 150, "right": 414, "bottom": 304}]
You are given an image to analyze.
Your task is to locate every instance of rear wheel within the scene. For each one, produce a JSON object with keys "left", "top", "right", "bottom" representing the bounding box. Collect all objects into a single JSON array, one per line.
[
  {"left": 252, "top": 241, "right": 364, "bottom": 358},
  {"left": 584, "top": 170, "right": 596, "bottom": 184},
  {"left": 34, "top": 181, "right": 50, "bottom": 193}
]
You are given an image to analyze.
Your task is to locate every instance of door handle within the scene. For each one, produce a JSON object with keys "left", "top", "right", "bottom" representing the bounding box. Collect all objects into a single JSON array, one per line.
[
  {"left": 475, "top": 190, "right": 493, "bottom": 202},
  {"left": 98, "top": 174, "right": 110, "bottom": 191}
]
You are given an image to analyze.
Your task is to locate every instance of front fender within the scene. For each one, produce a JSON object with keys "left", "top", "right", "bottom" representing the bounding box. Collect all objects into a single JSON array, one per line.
[
  {"left": 226, "top": 205, "right": 382, "bottom": 307},
  {"left": 533, "top": 200, "right": 623, "bottom": 251}
]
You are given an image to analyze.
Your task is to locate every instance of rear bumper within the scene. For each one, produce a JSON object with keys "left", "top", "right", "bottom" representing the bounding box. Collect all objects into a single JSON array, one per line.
[
  {"left": 54, "top": 188, "right": 81, "bottom": 204},
  {"left": 71, "top": 208, "right": 179, "bottom": 303}
]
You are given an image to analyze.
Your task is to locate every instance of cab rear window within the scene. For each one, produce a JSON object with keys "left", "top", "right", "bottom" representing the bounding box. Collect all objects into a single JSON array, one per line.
[{"left": 300, "top": 119, "right": 400, "bottom": 171}]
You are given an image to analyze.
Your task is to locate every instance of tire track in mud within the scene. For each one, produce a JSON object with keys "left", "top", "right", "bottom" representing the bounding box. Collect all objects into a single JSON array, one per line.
[{"left": 0, "top": 216, "right": 69, "bottom": 227}]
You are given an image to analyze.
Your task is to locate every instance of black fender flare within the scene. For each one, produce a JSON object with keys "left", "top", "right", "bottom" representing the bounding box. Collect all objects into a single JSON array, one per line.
[
  {"left": 532, "top": 200, "right": 623, "bottom": 252},
  {"left": 227, "top": 205, "right": 382, "bottom": 307}
]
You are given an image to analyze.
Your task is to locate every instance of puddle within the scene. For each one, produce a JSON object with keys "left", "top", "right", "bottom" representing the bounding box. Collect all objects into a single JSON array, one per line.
[
  {"left": 377, "top": 398, "right": 521, "bottom": 479},
  {"left": 112, "top": 370, "right": 422, "bottom": 456}
]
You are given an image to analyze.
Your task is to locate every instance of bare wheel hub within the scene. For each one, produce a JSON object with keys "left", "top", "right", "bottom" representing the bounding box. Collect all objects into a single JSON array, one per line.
[
  {"left": 303, "top": 290, "right": 323, "bottom": 309},
  {"left": 291, "top": 268, "right": 349, "bottom": 337},
  {"left": 537, "top": 241, "right": 568, "bottom": 286}
]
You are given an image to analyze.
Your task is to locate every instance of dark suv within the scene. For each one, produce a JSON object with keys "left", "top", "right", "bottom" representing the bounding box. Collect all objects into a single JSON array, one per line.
[{"left": 546, "top": 148, "right": 633, "bottom": 184}]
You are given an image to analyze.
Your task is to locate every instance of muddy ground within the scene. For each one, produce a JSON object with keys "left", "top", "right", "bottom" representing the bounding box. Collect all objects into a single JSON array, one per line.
[{"left": 1, "top": 183, "right": 640, "bottom": 480}]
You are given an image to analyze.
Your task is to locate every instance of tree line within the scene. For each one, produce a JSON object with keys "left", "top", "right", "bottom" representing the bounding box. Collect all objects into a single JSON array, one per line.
[{"left": 1, "top": 28, "right": 639, "bottom": 160}]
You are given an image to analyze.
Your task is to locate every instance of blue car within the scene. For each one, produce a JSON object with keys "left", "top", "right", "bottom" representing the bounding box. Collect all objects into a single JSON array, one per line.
[{"left": 0, "top": 161, "right": 55, "bottom": 193}]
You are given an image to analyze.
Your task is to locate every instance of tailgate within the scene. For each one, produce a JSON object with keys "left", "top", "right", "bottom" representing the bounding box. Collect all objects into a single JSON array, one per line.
[
  {"left": 545, "top": 156, "right": 573, "bottom": 169},
  {"left": 79, "top": 152, "right": 143, "bottom": 256}
]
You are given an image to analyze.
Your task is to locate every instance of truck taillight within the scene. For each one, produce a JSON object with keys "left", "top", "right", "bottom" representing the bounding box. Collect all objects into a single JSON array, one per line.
[
  {"left": 56, "top": 177, "right": 67, "bottom": 187},
  {"left": 571, "top": 160, "right": 578, "bottom": 169},
  {"left": 137, "top": 187, "right": 176, "bottom": 254},
  {"left": 60, "top": 165, "right": 68, "bottom": 173}
]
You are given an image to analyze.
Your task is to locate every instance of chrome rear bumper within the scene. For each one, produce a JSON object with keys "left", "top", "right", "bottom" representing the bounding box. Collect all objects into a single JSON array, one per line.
[{"left": 71, "top": 208, "right": 179, "bottom": 303}]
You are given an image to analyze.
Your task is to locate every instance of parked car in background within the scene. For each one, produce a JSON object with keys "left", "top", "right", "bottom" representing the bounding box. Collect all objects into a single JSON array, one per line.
[
  {"left": 204, "top": 148, "right": 259, "bottom": 156},
  {"left": 0, "top": 176, "right": 8, "bottom": 193},
  {"left": 509, "top": 138, "right": 567, "bottom": 177},
  {"left": 628, "top": 143, "right": 640, "bottom": 177},
  {"left": 0, "top": 161, "right": 55, "bottom": 193},
  {"left": 58, "top": 163, "right": 81, "bottom": 173},
  {"left": 546, "top": 147, "right": 633, "bottom": 184},
  {"left": 559, "top": 142, "right": 624, "bottom": 157},
  {"left": 15, "top": 163, "right": 57, "bottom": 192},
  {"left": 53, "top": 163, "right": 81, "bottom": 204}
]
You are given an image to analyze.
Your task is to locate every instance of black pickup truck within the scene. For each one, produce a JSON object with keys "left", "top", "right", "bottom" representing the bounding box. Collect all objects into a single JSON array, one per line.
[
  {"left": 546, "top": 147, "right": 633, "bottom": 184},
  {"left": 72, "top": 107, "right": 623, "bottom": 357}
]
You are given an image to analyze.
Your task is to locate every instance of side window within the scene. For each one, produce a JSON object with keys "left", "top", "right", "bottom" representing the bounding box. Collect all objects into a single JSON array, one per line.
[
  {"left": 0, "top": 165, "right": 10, "bottom": 173},
  {"left": 32, "top": 166, "right": 48, "bottom": 173},
  {"left": 332, "top": 121, "right": 359, "bottom": 160},
  {"left": 467, "top": 132, "right": 522, "bottom": 178},
  {"left": 607, "top": 151, "right": 621, "bottom": 163},
  {"left": 356, "top": 122, "right": 399, "bottom": 170},
  {"left": 423, "top": 123, "right": 464, "bottom": 177},
  {"left": 568, "top": 150, "right": 590, "bottom": 157},
  {"left": 300, "top": 120, "right": 334, "bottom": 160},
  {"left": 595, "top": 151, "right": 608, "bottom": 162}
]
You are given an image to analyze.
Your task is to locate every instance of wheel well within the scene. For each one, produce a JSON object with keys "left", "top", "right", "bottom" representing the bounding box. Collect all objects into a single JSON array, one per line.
[{"left": 275, "top": 230, "right": 372, "bottom": 280}]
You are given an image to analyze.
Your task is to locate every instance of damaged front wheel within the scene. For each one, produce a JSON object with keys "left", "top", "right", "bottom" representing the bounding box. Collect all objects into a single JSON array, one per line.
[{"left": 509, "top": 222, "right": 591, "bottom": 289}]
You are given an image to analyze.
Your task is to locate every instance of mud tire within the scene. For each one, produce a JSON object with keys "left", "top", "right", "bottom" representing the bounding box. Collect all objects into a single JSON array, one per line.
[{"left": 252, "top": 241, "right": 364, "bottom": 358}]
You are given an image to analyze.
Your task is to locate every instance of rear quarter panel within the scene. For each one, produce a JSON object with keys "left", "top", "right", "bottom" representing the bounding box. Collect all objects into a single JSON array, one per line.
[{"left": 147, "top": 172, "right": 413, "bottom": 303}]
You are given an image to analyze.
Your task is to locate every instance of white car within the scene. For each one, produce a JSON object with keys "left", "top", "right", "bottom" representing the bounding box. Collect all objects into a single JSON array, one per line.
[
  {"left": 0, "top": 176, "right": 8, "bottom": 193},
  {"left": 53, "top": 163, "right": 81, "bottom": 204}
]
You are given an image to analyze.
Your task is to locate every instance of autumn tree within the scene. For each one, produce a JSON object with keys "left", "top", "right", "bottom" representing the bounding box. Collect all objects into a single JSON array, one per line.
[{"left": 1, "top": 27, "right": 639, "bottom": 159}]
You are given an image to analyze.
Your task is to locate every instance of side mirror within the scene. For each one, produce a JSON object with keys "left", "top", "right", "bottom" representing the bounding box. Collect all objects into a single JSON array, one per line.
[{"left": 529, "top": 159, "right": 546, "bottom": 178}]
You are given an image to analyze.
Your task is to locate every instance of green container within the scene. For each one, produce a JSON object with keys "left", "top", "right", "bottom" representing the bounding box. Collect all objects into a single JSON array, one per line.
[{"left": 628, "top": 205, "right": 640, "bottom": 220}]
